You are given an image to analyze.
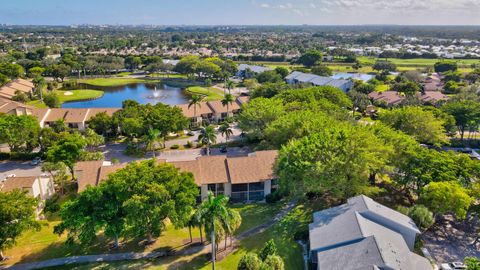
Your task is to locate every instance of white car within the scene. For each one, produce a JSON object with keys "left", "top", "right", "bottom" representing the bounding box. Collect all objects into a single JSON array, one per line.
[{"left": 441, "top": 262, "right": 467, "bottom": 270}]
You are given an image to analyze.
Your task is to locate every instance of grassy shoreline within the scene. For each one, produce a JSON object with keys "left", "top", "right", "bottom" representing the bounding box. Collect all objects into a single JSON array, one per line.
[
  {"left": 27, "top": 90, "right": 104, "bottom": 108},
  {"left": 78, "top": 77, "right": 161, "bottom": 87},
  {"left": 185, "top": 86, "right": 224, "bottom": 101}
]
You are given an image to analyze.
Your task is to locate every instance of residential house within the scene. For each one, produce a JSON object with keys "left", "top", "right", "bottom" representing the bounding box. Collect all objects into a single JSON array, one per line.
[
  {"left": 0, "top": 175, "right": 55, "bottom": 216},
  {"left": 423, "top": 73, "right": 444, "bottom": 92},
  {"left": 75, "top": 150, "right": 278, "bottom": 203},
  {"left": 368, "top": 91, "right": 405, "bottom": 107},
  {"left": 0, "top": 98, "right": 33, "bottom": 116},
  {"left": 0, "top": 79, "right": 35, "bottom": 100},
  {"left": 417, "top": 91, "right": 449, "bottom": 105},
  {"left": 236, "top": 64, "right": 273, "bottom": 78},
  {"left": 206, "top": 99, "right": 241, "bottom": 122},
  {"left": 309, "top": 195, "right": 432, "bottom": 270},
  {"left": 331, "top": 73, "right": 374, "bottom": 83},
  {"left": 285, "top": 71, "right": 353, "bottom": 92},
  {"left": 34, "top": 107, "right": 120, "bottom": 131},
  {"left": 176, "top": 101, "right": 213, "bottom": 126}
]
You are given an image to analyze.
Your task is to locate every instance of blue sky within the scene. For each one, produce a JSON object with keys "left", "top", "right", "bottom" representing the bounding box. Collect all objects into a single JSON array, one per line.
[{"left": 0, "top": 0, "right": 479, "bottom": 25}]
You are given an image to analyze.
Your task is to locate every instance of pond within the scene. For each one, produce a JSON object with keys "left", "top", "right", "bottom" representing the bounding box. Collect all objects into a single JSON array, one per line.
[{"left": 61, "top": 82, "right": 190, "bottom": 108}]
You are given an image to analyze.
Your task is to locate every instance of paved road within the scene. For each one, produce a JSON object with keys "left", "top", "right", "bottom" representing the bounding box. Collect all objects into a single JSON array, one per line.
[
  {"left": 0, "top": 201, "right": 296, "bottom": 270},
  {"left": 0, "top": 161, "right": 42, "bottom": 180}
]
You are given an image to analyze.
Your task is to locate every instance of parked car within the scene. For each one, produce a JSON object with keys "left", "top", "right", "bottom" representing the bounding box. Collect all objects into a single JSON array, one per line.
[
  {"left": 441, "top": 262, "right": 467, "bottom": 270},
  {"left": 7, "top": 174, "right": 16, "bottom": 178},
  {"left": 220, "top": 145, "right": 227, "bottom": 153},
  {"left": 30, "top": 157, "right": 42, "bottom": 166}
]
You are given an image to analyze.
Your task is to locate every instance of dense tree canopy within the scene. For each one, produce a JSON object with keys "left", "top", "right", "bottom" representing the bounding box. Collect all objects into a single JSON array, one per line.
[{"left": 0, "top": 114, "right": 40, "bottom": 153}]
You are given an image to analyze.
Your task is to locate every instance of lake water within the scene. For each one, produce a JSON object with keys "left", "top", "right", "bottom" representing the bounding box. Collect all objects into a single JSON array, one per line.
[{"left": 61, "top": 83, "right": 189, "bottom": 108}]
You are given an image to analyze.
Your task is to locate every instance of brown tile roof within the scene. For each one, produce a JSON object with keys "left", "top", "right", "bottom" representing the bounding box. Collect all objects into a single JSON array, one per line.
[
  {"left": 176, "top": 102, "right": 213, "bottom": 118},
  {"left": 15, "top": 78, "right": 35, "bottom": 88},
  {"left": 368, "top": 91, "right": 405, "bottom": 106},
  {"left": 1, "top": 176, "right": 37, "bottom": 192},
  {"left": 75, "top": 161, "right": 103, "bottom": 192},
  {"left": 6, "top": 82, "right": 33, "bottom": 92},
  {"left": 0, "top": 86, "right": 18, "bottom": 98},
  {"left": 98, "top": 164, "right": 127, "bottom": 184},
  {"left": 64, "top": 109, "right": 89, "bottom": 123},
  {"left": 0, "top": 100, "right": 32, "bottom": 114},
  {"left": 172, "top": 155, "right": 229, "bottom": 185},
  {"left": 32, "top": 108, "right": 50, "bottom": 122},
  {"left": 417, "top": 91, "right": 449, "bottom": 103},
  {"left": 207, "top": 100, "right": 241, "bottom": 114},
  {"left": 86, "top": 108, "right": 121, "bottom": 121},
  {"left": 227, "top": 150, "right": 278, "bottom": 184},
  {"left": 43, "top": 108, "right": 67, "bottom": 122}
]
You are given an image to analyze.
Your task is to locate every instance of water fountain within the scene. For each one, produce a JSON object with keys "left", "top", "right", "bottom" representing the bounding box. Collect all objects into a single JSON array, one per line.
[{"left": 152, "top": 86, "right": 160, "bottom": 98}]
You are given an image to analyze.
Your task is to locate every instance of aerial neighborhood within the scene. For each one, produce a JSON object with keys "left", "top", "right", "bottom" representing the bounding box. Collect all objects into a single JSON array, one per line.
[{"left": 0, "top": 4, "right": 479, "bottom": 270}]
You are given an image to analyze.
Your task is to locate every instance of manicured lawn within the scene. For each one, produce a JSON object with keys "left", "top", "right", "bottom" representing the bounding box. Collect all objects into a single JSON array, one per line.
[
  {"left": 2, "top": 202, "right": 284, "bottom": 267},
  {"left": 79, "top": 77, "right": 160, "bottom": 87},
  {"left": 39, "top": 200, "right": 326, "bottom": 270},
  {"left": 27, "top": 90, "right": 104, "bottom": 108},
  {"left": 185, "top": 86, "right": 224, "bottom": 101}
]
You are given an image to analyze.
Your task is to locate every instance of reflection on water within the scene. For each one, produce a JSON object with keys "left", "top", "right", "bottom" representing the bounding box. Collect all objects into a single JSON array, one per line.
[{"left": 61, "top": 83, "right": 189, "bottom": 108}]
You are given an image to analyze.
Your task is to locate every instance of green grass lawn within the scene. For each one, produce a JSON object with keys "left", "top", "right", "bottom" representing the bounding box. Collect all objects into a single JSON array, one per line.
[
  {"left": 39, "top": 199, "right": 326, "bottom": 270},
  {"left": 185, "top": 86, "right": 224, "bottom": 101},
  {"left": 79, "top": 77, "right": 160, "bottom": 87},
  {"left": 27, "top": 90, "right": 104, "bottom": 108},
  {"left": 375, "top": 84, "right": 390, "bottom": 92},
  {"left": 2, "top": 202, "right": 284, "bottom": 267}
]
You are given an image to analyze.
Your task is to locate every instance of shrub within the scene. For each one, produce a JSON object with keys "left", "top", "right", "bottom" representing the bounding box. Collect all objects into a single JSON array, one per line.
[
  {"left": 44, "top": 92, "right": 60, "bottom": 108},
  {"left": 398, "top": 204, "right": 435, "bottom": 231},
  {"left": 265, "top": 191, "right": 282, "bottom": 204},
  {"left": 44, "top": 194, "right": 61, "bottom": 213},
  {"left": 170, "top": 144, "right": 180, "bottom": 149},
  {"left": 62, "top": 80, "right": 78, "bottom": 90},
  {"left": 185, "top": 140, "right": 193, "bottom": 148},
  {"left": 111, "top": 158, "right": 120, "bottom": 164},
  {"left": 259, "top": 240, "right": 277, "bottom": 261},
  {"left": 264, "top": 255, "right": 284, "bottom": 270},
  {"left": 238, "top": 253, "right": 262, "bottom": 270},
  {"left": 293, "top": 228, "right": 309, "bottom": 241}
]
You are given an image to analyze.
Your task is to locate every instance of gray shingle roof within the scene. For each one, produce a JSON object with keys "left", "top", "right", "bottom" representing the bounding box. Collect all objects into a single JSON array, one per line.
[
  {"left": 237, "top": 64, "right": 273, "bottom": 74},
  {"left": 309, "top": 195, "right": 431, "bottom": 270},
  {"left": 285, "top": 71, "right": 353, "bottom": 91}
]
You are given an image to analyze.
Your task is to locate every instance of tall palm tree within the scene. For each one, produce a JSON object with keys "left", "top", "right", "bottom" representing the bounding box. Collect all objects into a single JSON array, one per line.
[
  {"left": 218, "top": 123, "right": 233, "bottom": 144},
  {"left": 198, "top": 125, "right": 217, "bottom": 156},
  {"left": 144, "top": 128, "right": 161, "bottom": 158},
  {"left": 221, "top": 93, "right": 235, "bottom": 119},
  {"left": 223, "top": 209, "right": 241, "bottom": 250},
  {"left": 226, "top": 80, "right": 235, "bottom": 94},
  {"left": 195, "top": 192, "right": 231, "bottom": 270},
  {"left": 188, "top": 94, "right": 204, "bottom": 126}
]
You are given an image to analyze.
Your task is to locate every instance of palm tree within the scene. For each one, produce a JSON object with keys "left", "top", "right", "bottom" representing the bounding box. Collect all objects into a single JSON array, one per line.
[
  {"left": 226, "top": 80, "right": 235, "bottom": 94},
  {"left": 195, "top": 192, "right": 232, "bottom": 270},
  {"left": 188, "top": 95, "right": 204, "bottom": 127},
  {"left": 223, "top": 209, "right": 241, "bottom": 250},
  {"left": 198, "top": 125, "right": 217, "bottom": 156},
  {"left": 221, "top": 93, "right": 235, "bottom": 119},
  {"left": 218, "top": 123, "right": 233, "bottom": 144},
  {"left": 144, "top": 128, "right": 161, "bottom": 158}
]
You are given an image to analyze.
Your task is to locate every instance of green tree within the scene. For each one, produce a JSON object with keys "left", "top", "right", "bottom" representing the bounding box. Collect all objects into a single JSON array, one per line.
[
  {"left": 259, "top": 239, "right": 277, "bottom": 261},
  {"left": 264, "top": 255, "right": 285, "bottom": 270},
  {"left": 442, "top": 100, "right": 480, "bottom": 141},
  {"left": 46, "top": 132, "right": 87, "bottom": 180},
  {"left": 238, "top": 253, "right": 262, "bottom": 270},
  {"left": 0, "top": 190, "right": 40, "bottom": 260},
  {"left": 143, "top": 128, "right": 161, "bottom": 158},
  {"left": 48, "top": 64, "right": 71, "bottom": 82},
  {"left": 354, "top": 83, "right": 376, "bottom": 94},
  {"left": 311, "top": 65, "right": 333, "bottom": 76},
  {"left": 43, "top": 91, "right": 60, "bottom": 108},
  {"left": 221, "top": 93, "right": 235, "bottom": 117},
  {"left": 218, "top": 122, "right": 233, "bottom": 144},
  {"left": 465, "top": 257, "right": 480, "bottom": 270},
  {"left": 391, "top": 81, "right": 420, "bottom": 96},
  {"left": 421, "top": 181, "right": 474, "bottom": 219},
  {"left": 86, "top": 112, "right": 115, "bottom": 137},
  {"left": 41, "top": 161, "right": 69, "bottom": 195},
  {"left": 443, "top": 80, "right": 460, "bottom": 94},
  {"left": 373, "top": 60, "right": 397, "bottom": 72},
  {"left": 255, "top": 70, "right": 283, "bottom": 84},
  {"left": 434, "top": 61, "right": 458, "bottom": 73},
  {"left": 276, "top": 124, "right": 388, "bottom": 198},
  {"left": 379, "top": 106, "right": 447, "bottom": 145},
  {"left": 196, "top": 192, "right": 238, "bottom": 270},
  {"left": 238, "top": 98, "right": 285, "bottom": 141},
  {"left": 199, "top": 125, "right": 217, "bottom": 155},
  {"left": 297, "top": 50, "right": 322, "bottom": 67},
  {"left": 274, "top": 67, "right": 289, "bottom": 79},
  {"left": 0, "top": 114, "right": 40, "bottom": 153},
  {"left": 188, "top": 94, "right": 204, "bottom": 125},
  {"left": 28, "top": 66, "right": 45, "bottom": 78},
  {"left": 348, "top": 90, "right": 371, "bottom": 116},
  {"left": 398, "top": 205, "right": 434, "bottom": 231}
]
